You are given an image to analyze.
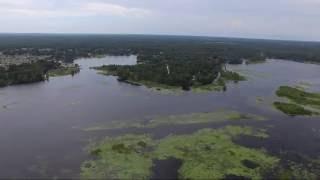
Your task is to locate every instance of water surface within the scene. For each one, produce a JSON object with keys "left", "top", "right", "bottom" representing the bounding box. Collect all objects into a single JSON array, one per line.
[{"left": 0, "top": 57, "right": 320, "bottom": 178}]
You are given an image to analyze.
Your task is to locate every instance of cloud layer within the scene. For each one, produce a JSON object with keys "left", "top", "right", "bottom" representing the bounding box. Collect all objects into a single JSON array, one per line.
[{"left": 0, "top": 0, "right": 319, "bottom": 41}]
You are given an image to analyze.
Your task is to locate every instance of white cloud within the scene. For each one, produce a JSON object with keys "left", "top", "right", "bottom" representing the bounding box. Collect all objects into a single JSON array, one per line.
[
  {"left": 0, "top": 1, "right": 150, "bottom": 18},
  {"left": 83, "top": 2, "right": 150, "bottom": 17}
]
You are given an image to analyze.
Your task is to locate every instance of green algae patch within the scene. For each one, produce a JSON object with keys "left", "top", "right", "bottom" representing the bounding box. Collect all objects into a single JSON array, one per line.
[
  {"left": 274, "top": 86, "right": 320, "bottom": 116},
  {"left": 273, "top": 102, "right": 314, "bottom": 116},
  {"left": 83, "top": 110, "right": 265, "bottom": 132},
  {"left": 81, "top": 126, "right": 278, "bottom": 179},
  {"left": 81, "top": 134, "right": 154, "bottom": 179}
]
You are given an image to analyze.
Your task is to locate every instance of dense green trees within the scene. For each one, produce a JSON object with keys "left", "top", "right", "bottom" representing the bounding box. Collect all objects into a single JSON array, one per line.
[
  {"left": 0, "top": 61, "right": 60, "bottom": 87},
  {"left": 1, "top": 34, "right": 319, "bottom": 88},
  {"left": 95, "top": 59, "right": 223, "bottom": 90},
  {"left": 0, "top": 34, "right": 320, "bottom": 64}
]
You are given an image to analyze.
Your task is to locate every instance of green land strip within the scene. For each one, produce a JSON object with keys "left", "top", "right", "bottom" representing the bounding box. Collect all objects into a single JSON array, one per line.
[
  {"left": 83, "top": 110, "right": 265, "bottom": 132},
  {"left": 274, "top": 86, "right": 320, "bottom": 116},
  {"left": 95, "top": 67, "right": 245, "bottom": 93},
  {"left": 273, "top": 102, "right": 314, "bottom": 116},
  {"left": 80, "top": 126, "right": 279, "bottom": 179}
]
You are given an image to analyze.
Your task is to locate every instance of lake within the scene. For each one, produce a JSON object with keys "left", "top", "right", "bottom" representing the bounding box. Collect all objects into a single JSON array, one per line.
[{"left": 0, "top": 56, "right": 320, "bottom": 178}]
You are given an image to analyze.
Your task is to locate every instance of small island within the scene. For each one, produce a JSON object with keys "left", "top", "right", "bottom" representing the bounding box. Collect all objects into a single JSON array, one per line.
[{"left": 93, "top": 59, "right": 245, "bottom": 92}]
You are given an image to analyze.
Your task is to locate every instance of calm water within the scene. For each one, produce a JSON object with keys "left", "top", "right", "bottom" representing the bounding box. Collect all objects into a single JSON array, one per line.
[{"left": 0, "top": 56, "right": 320, "bottom": 178}]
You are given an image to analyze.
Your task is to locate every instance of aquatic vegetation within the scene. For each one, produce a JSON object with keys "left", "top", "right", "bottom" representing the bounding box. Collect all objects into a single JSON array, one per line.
[
  {"left": 274, "top": 86, "right": 320, "bottom": 116},
  {"left": 273, "top": 102, "right": 313, "bottom": 116},
  {"left": 272, "top": 152, "right": 320, "bottom": 180},
  {"left": 275, "top": 162, "right": 318, "bottom": 180},
  {"left": 149, "top": 111, "right": 265, "bottom": 128},
  {"left": 81, "top": 135, "right": 154, "bottom": 179},
  {"left": 276, "top": 86, "right": 320, "bottom": 106},
  {"left": 83, "top": 110, "right": 265, "bottom": 131},
  {"left": 155, "top": 126, "right": 278, "bottom": 179},
  {"left": 81, "top": 126, "right": 279, "bottom": 179}
]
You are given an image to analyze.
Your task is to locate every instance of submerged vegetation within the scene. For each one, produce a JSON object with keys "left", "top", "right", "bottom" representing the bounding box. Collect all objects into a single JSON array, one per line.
[
  {"left": 274, "top": 161, "right": 319, "bottom": 179},
  {"left": 81, "top": 126, "right": 279, "bottom": 179},
  {"left": 274, "top": 86, "right": 320, "bottom": 116},
  {"left": 83, "top": 110, "right": 265, "bottom": 131}
]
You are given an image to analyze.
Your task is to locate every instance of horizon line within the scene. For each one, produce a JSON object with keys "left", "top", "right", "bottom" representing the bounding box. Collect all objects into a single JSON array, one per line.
[{"left": 0, "top": 32, "right": 319, "bottom": 43}]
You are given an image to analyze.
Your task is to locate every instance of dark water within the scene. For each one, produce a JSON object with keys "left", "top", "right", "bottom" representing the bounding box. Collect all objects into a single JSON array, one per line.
[
  {"left": 151, "top": 158, "right": 182, "bottom": 180},
  {"left": 0, "top": 56, "right": 320, "bottom": 178}
]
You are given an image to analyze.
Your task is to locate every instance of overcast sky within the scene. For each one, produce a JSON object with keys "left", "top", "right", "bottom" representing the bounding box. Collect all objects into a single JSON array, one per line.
[{"left": 0, "top": 0, "right": 319, "bottom": 41}]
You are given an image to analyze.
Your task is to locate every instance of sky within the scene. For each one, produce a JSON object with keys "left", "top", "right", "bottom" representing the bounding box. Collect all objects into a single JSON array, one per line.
[{"left": 0, "top": 0, "right": 319, "bottom": 41}]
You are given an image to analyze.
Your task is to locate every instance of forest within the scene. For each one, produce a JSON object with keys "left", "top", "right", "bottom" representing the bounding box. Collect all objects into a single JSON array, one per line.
[
  {"left": 95, "top": 59, "right": 223, "bottom": 90},
  {"left": 1, "top": 34, "right": 320, "bottom": 88},
  {"left": 0, "top": 34, "right": 320, "bottom": 64},
  {"left": 0, "top": 61, "right": 64, "bottom": 87}
]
